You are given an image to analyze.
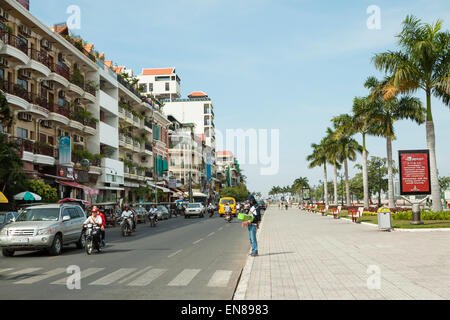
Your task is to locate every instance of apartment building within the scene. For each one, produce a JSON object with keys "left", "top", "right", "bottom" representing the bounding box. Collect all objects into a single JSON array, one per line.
[
  {"left": 216, "top": 151, "right": 240, "bottom": 187},
  {"left": 0, "top": 0, "right": 102, "bottom": 200},
  {"left": 137, "top": 67, "right": 181, "bottom": 101}
]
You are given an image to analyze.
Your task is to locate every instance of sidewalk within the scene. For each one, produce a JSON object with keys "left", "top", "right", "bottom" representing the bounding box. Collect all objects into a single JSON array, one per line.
[{"left": 234, "top": 206, "right": 450, "bottom": 300}]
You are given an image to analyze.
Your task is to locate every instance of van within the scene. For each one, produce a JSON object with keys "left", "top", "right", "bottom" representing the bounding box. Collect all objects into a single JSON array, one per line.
[{"left": 219, "top": 197, "right": 236, "bottom": 216}]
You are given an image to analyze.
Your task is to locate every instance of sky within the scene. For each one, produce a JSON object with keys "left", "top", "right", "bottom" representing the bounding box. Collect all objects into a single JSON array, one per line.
[{"left": 31, "top": 0, "right": 450, "bottom": 197}]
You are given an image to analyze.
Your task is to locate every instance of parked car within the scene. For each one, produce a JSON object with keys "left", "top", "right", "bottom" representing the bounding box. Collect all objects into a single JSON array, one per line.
[
  {"left": 134, "top": 206, "right": 148, "bottom": 224},
  {"left": 258, "top": 201, "right": 267, "bottom": 211},
  {"left": 156, "top": 206, "right": 170, "bottom": 220},
  {"left": 0, "top": 204, "right": 87, "bottom": 257},
  {"left": 185, "top": 203, "right": 205, "bottom": 218},
  {"left": 0, "top": 212, "right": 19, "bottom": 231}
]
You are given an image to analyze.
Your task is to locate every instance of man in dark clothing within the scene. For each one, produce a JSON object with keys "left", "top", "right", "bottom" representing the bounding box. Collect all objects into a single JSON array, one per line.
[{"left": 243, "top": 195, "right": 261, "bottom": 257}]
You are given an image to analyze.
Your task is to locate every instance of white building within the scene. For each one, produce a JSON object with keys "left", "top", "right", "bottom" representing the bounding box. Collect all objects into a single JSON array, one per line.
[{"left": 137, "top": 68, "right": 181, "bottom": 101}]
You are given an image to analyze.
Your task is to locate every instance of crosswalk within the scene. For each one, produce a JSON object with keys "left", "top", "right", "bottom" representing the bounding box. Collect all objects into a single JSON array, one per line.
[{"left": 0, "top": 266, "right": 236, "bottom": 289}]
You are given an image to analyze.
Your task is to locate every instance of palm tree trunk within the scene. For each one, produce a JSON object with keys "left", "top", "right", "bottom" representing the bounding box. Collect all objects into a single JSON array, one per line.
[
  {"left": 333, "top": 162, "right": 338, "bottom": 205},
  {"left": 427, "top": 121, "right": 442, "bottom": 212},
  {"left": 362, "top": 133, "right": 369, "bottom": 209},
  {"left": 345, "top": 158, "right": 350, "bottom": 206},
  {"left": 387, "top": 136, "right": 395, "bottom": 209},
  {"left": 323, "top": 164, "right": 328, "bottom": 206}
]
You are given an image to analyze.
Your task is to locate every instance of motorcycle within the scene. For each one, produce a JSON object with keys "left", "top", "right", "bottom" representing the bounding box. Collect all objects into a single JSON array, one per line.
[
  {"left": 84, "top": 223, "right": 102, "bottom": 255},
  {"left": 208, "top": 206, "right": 215, "bottom": 218},
  {"left": 225, "top": 211, "right": 232, "bottom": 223},
  {"left": 149, "top": 212, "right": 157, "bottom": 227},
  {"left": 120, "top": 217, "right": 133, "bottom": 237}
]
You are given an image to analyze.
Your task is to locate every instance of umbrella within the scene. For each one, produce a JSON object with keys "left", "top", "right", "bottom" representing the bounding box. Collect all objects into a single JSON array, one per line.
[
  {"left": 14, "top": 191, "right": 42, "bottom": 201},
  {"left": 0, "top": 192, "right": 8, "bottom": 204}
]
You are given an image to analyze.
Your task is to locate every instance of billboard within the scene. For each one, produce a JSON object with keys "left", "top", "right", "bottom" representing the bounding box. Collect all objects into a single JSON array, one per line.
[
  {"left": 59, "top": 136, "right": 71, "bottom": 165},
  {"left": 398, "top": 150, "right": 431, "bottom": 195}
]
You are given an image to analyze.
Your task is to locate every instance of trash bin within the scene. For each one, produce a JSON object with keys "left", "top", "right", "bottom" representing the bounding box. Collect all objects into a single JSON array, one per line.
[{"left": 377, "top": 207, "right": 392, "bottom": 231}]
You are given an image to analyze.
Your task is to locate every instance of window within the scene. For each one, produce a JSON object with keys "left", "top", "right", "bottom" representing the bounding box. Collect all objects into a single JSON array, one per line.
[
  {"left": 204, "top": 104, "right": 210, "bottom": 114},
  {"left": 17, "top": 127, "right": 28, "bottom": 139},
  {"left": 0, "top": 69, "right": 4, "bottom": 81},
  {"left": 48, "top": 136, "right": 54, "bottom": 146},
  {"left": 39, "top": 133, "right": 46, "bottom": 143},
  {"left": 149, "top": 83, "right": 153, "bottom": 92},
  {"left": 165, "top": 82, "right": 170, "bottom": 91},
  {"left": 17, "top": 78, "right": 28, "bottom": 90},
  {"left": 140, "top": 83, "right": 147, "bottom": 92},
  {"left": 68, "top": 208, "right": 80, "bottom": 219}
]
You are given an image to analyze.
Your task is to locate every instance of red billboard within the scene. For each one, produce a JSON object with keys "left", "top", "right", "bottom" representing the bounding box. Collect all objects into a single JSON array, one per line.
[
  {"left": 398, "top": 150, "right": 431, "bottom": 195},
  {"left": 16, "top": 0, "right": 30, "bottom": 10}
]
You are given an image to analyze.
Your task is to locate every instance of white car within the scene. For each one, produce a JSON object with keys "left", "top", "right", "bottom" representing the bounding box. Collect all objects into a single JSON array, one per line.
[{"left": 184, "top": 203, "right": 205, "bottom": 218}]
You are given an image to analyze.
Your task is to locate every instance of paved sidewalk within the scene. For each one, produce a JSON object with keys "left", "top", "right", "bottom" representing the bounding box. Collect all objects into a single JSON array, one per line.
[{"left": 234, "top": 207, "right": 450, "bottom": 300}]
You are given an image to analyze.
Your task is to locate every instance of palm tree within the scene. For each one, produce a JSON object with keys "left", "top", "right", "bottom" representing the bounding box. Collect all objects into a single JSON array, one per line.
[
  {"left": 292, "top": 177, "right": 309, "bottom": 200},
  {"left": 332, "top": 116, "right": 363, "bottom": 206},
  {"left": 307, "top": 139, "right": 329, "bottom": 206},
  {"left": 325, "top": 128, "right": 342, "bottom": 205},
  {"left": 373, "top": 15, "right": 450, "bottom": 211},
  {"left": 365, "top": 76, "right": 426, "bottom": 208}
]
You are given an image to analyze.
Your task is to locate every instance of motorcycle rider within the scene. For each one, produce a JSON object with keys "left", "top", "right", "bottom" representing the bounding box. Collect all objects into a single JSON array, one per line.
[
  {"left": 176, "top": 201, "right": 184, "bottom": 216},
  {"left": 121, "top": 205, "right": 135, "bottom": 232},
  {"left": 149, "top": 205, "right": 158, "bottom": 223},
  {"left": 97, "top": 209, "right": 106, "bottom": 247},
  {"left": 224, "top": 202, "right": 232, "bottom": 222},
  {"left": 207, "top": 202, "right": 215, "bottom": 216}
]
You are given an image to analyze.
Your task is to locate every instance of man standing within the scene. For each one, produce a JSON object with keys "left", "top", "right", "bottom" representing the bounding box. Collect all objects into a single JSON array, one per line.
[{"left": 243, "top": 195, "right": 261, "bottom": 257}]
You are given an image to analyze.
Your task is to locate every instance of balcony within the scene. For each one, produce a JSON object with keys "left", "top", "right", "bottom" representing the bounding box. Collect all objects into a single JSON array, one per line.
[
  {"left": 68, "top": 106, "right": 85, "bottom": 132},
  {"left": 48, "top": 99, "right": 70, "bottom": 125},
  {"left": 84, "top": 118, "right": 97, "bottom": 136},
  {"left": 0, "top": 81, "right": 29, "bottom": 111},
  {"left": 117, "top": 74, "right": 142, "bottom": 100},
  {"left": 25, "top": 49, "right": 51, "bottom": 77},
  {"left": 0, "top": 30, "right": 29, "bottom": 65},
  {"left": 48, "top": 63, "right": 70, "bottom": 87},
  {"left": 68, "top": 74, "right": 85, "bottom": 97},
  {"left": 83, "top": 83, "right": 97, "bottom": 103},
  {"left": 8, "top": 137, "right": 57, "bottom": 165},
  {"left": 29, "top": 93, "right": 51, "bottom": 118}
]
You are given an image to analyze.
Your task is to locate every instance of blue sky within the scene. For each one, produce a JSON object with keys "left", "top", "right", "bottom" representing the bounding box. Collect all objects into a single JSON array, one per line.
[{"left": 32, "top": 0, "right": 450, "bottom": 197}]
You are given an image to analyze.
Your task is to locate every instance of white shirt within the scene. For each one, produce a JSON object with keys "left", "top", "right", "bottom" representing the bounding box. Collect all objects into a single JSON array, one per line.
[
  {"left": 83, "top": 215, "right": 102, "bottom": 226},
  {"left": 149, "top": 208, "right": 157, "bottom": 214},
  {"left": 121, "top": 210, "right": 134, "bottom": 218}
]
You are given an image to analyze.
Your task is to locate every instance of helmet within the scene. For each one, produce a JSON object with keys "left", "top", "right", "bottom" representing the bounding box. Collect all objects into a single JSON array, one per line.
[{"left": 91, "top": 207, "right": 98, "bottom": 214}]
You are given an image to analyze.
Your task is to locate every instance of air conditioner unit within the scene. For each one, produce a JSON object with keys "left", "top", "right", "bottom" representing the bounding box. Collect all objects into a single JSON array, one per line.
[
  {"left": 58, "top": 91, "right": 66, "bottom": 99},
  {"left": 19, "top": 25, "right": 31, "bottom": 37},
  {"left": 19, "top": 69, "right": 31, "bottom": 79},
  {"left": 73, "top": 135, "right": 84, "bottom": 143},
  {"left": 0, "top": 57, "right": 8, "bottom": 67},
  {"left": 40, "top": 39, "right": 52, "bottom": 51},
  {"left": 41, "top": 80, "right": 54, "bottom": 90},
  {"left": 0, "top": 8, "right": 9, "bottom": 21},
  {"left": 18, "top": 113, "right": 32, "bottom": 122},
  {"left": 41, "top": 120, "right": 52, "bottom": 129}
]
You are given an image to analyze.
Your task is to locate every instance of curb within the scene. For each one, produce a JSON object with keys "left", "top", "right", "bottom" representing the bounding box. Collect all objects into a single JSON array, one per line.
[{"left": 233, "top": 210, "right": 267, "bottom": 300}]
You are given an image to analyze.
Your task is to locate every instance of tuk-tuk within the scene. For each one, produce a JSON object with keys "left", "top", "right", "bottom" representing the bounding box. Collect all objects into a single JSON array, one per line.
[{"left": 88, "top": 202, "right": 119, "bottom": 227}]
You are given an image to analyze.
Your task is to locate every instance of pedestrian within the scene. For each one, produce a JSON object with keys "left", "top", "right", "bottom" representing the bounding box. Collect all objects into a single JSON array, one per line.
[{"left": 242, "top": 195, "right": 261, "bottom": 257}]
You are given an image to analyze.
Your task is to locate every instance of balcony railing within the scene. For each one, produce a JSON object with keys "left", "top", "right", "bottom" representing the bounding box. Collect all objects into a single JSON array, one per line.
[
  {"left": 144, "top": 120, "right": 152, "bottom": 129},
  {"left": 145, "top": 144, "right": 153, "bottom": 152},
  {"left": 145, "top": 171, "right": 153, "bottom": 178},
  {"left": 7, "top": 137, "right": 57, "bottom": 158},
  {"left": 70, "top": 106, "right": 85, "bottom": 124},
  {"left": 117, "top": 74, "right": 142, "bottom": 100},
  {"left": 30, "top": 93, "right": 51, "bottom": 111},
  {"left": 84, "top": 84, "right": 97, "bottom": 97},
  {"left": 29, "top": 49, "right": 51, "bottom": 68},
  {"left": 49, "top": 63, "right": 70, "bottom": 80},
  {"left": 1, "top": 30, "right": 28, "bottom": 54},
  {"left": 54, "top": 99, "right": 70, "bottom": 118},
  {"left": 69, "top": 73, "right": 85, "bottom": 89},
  {"left": 34, "top": 141, "right": 56, "bottom": 158},
  {"left": 85, "top": 118, "right": 97, "bottom": 129}
]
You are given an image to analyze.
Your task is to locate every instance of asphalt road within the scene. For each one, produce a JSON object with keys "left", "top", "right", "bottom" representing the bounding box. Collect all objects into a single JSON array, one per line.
[{"left": 0, "top": 213, "right": 251, "bottom": 300}]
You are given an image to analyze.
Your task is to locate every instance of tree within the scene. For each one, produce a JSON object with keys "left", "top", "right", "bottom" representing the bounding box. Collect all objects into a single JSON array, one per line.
[
  {"left": 0, "top": 134, "right": 29, "bottom": 201},
  {"left": 0, "top": 91, "right": 13, "bottom": 130},
  {"left": 292, "top": 177, "right": 309, "bottom": 200},
  {"left": 373, "top": 15, "right": 450, "bottom": 212},
  {"left": 325, "top": 127, "right": 342, "bottom": 205},
  {"left": 307, "top": 139, "right": 329, "bottom": 206},
  {"left": 365, "top": 76, "right": 426, "bottom": 208},
  {"left": 331, "top": 115, "right": 363, "bottom": 206},
  {"left": 28, "top": 179, "right": 58, "bottom": 203},
  {"left": 221, "top": 183, "right": 249, "bottom": 202}
]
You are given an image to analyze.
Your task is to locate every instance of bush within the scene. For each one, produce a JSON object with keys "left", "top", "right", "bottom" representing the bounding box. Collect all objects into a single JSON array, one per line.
[{"left": 28, "top": 179, "right": 58, "bottom": 203}]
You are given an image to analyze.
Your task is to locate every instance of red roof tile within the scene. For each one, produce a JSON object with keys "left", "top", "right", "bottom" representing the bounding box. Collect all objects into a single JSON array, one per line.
[
  {"left": 188, "top": 91, "right": 208, "bottom": 98},
  {"left": 141, "top": 68, "right": 175, "bottom": 76}
]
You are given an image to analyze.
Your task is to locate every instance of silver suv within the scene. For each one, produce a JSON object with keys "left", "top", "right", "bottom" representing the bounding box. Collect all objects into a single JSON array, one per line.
[{"left": 0, "top": 204, "right": 87, "bottom": 257}]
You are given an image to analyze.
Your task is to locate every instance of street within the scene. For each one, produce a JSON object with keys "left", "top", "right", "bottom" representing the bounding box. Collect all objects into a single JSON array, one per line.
[{"left": 0, "top": 214, "right": 250, "bottom": 300}]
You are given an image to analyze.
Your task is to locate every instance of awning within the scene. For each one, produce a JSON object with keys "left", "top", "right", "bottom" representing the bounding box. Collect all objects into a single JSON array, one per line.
[
  {"left": 147, "top": 183, "right": 171, "bottom": 193},
  {"left": 57, "top": 180, "right": 100, "bottom": 196},
  {"left": 97, "top": 186, "right": 125, "bottom": 191}
]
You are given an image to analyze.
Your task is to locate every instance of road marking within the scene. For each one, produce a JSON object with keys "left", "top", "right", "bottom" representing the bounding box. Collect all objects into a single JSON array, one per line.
[
  {"left": 207, "top": 270, "right": 233, "bottom": 287},
  {"left": 0, "top": 268, "right": 14, "bottom": 274},
  {"left": 89, "top": 268, "right": 137, "bottom": 286},
  {"left": 51, "top": 268, "right": 104, "bottom": 285},
  {"left": 168, "top": 269, "right": 201, "bottom": 287},
  {"left": 168, "top": 249, "right": 182, "bottom": 258},
  {"left": 14, "top": 268, "right": 66, "bottom": 284},
  {"left": 207, "top": 232, "right": 215, "bottom": 237},
  {"left": 118, "top": 266, "right": 153, "bottom": 284},
  {"left": 6, "top": 268, "right": 42, "bottom": 279},
  {"left": 127, "top": 268, "right": 167, "bottom": 287},
  {"left": 193, "top": 239, "right": 203, "bottom": 245},
  {"left": 218, "top": 227, "right": 223, "bottom": 231}
]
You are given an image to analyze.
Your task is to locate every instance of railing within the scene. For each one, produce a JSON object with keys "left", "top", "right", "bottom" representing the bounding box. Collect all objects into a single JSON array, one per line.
[
  {"left": 85, "top": 118, "right": 97, "bottom": 129},
  {"left": 1, "top": 30, "right": 28, "bottom": 54},
  {"left": 34, "top": 142, "right": 56, "bottom": 158},
  {"left": 119, "top": 133, "right": 126, "bottom": 142},
  {"left": 30, "top": 93, "right": 51, "bottom": 111},
  {"left": 70, "top": 106, "right": 85, "bottom": 124},
  {"left": 29, "top": 49, "right": 50, "bottom": 68},
  {"left": 144, "top": 120, "right": 152, "bottom": 129},
  {"left": 161, "top": 97, "right": 211, "bottom": 102},
  {"left": 53, "top": 99, "right": 70, "bottom": 118},
  {"left": 49, "top": 63, "right": 70, "bottom": 80},
  {"left": 90, "top": 157, "right": 101, "bottom": 167},
  {"left": 69, "top": 72, "right": 85, "bottom": 89},
  {"left": 145, "top": 144, "right": 153, "bottom": 152},
  {"left": 117, "top": 74, "right": 142, "bottom": 100},
  {"left": 145, "top": 171, "right": 153, "bottom": 178},
  {"left": 84, "top": 84, "right": 97, "bottom": 97},
  {"left": 125, "top": 136, "right": 132, "bottom": 145},
  {"left": 118, "top": 107, "right": 125, "bottom": 115}
]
